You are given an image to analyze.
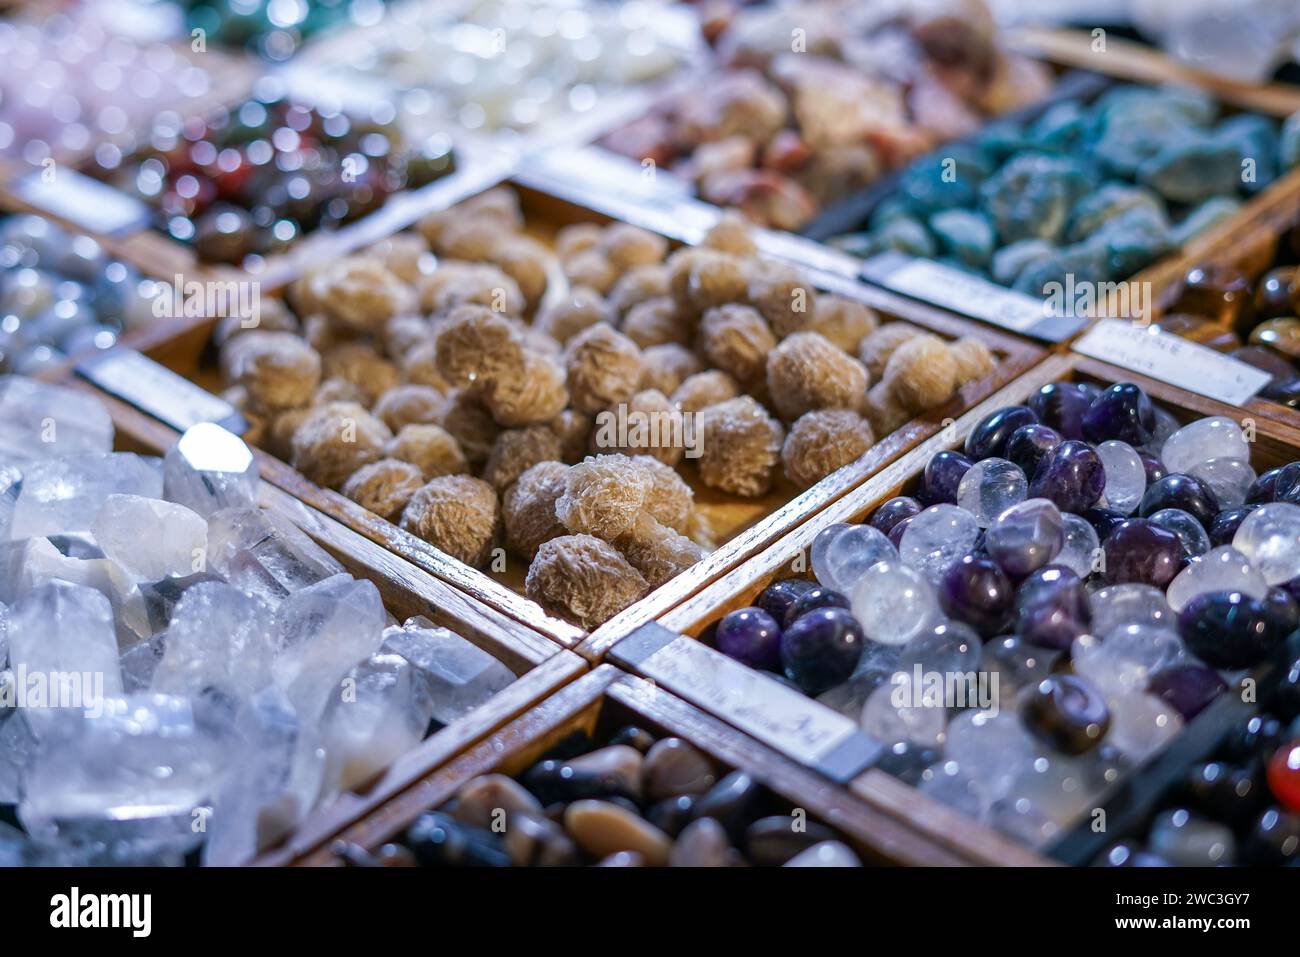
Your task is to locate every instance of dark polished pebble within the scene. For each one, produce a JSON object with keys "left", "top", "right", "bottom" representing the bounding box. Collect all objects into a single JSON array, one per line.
[
  {"left": 646, "top": 795, "right": 698, "bottom": 838},
  {"left": 1209, "top": 506, "right": 1259, "bottom": 547},
  {"left": 715, "top": 607, "right": 783, "bottom": 671},
  {"left": 787, "top": 587, "right": 851, "bottom": 627},
  {"left": 940, "top": 554, "right": 1013, "bottom": 636},
  {"left": 868, "top": 496, "right": 922, "bottom": 535},
  {"left": 1083, "top": 382, "right": 1156, "bottom": 446},
  {"left": 888, "top": 515, "right": 915, "bottom": 549},
  {"left": 1004, "top": 423, "right": 1062, "bottom": 478},
  {"left": 1248, "top": 466, "right": 1284, "bottom": 504},
  {"left": 1178, "top": 591, "right": 1285, "bottom": 669},
  {"left": 1102, "top": 519, "right": 1184, "bottom": 588},
  {"left": 1264, "top": 656, "right": 1300, "bottom": 722},
  {"left": 405, "top": 811, "right": 512, "bottom": 868},
  {"left": 921, "top": 450, "right": 974, "bottom": 505},
  {"left": 1094, "top": 841, "right": 1170, "bottom": 867},
  {"left": 755, "top": 579, "right": 816, "bottom": 628},
  {"left": 690, "top": 772, "right": 763, "bottom": 843},
  {"left": 608, "top": 726, "right": 657, "bottom": 754},
  {"left": 1082, "top": 506, "right": 1128, "bottom": 542},
  {"left": 1222, "top": 715, "right": 1287, "bottom": 766},
  {"left": 965, "top": 405, "right": 1039, "bottom": 460},
  {"left": 744, "top": 816, "right": 839, "bottom": 867},
  {"left": 1148, "top": 662, "right": 1227, "bottom": 720},
  {"left": 521, "top": 759, "right": 639, "bottom": 806},
  {"left": 874, "top": 741, "right": 941, "bottom": 786},
  {"left": 779, "top": 607, "right": 866, "bottom": 696},
  {"left": 1028, "top": 382, "right": 1090, "bottom": 439},
  {"left": 1139, "top": 452, "right": 1167, "bottom": 485},
  {"left": 1265, "top": 588, "right": 1300, "bottom": 637},
  {"left": 1015, "top": 565, "right": 1090, "bottom": 651},
  {"left": 1139, "top": 473, "right": 1220, "bottom": 529},
  {"left": 1021, "top": 675, "right": 1111, "bottom": 755},
  {"left": 1176, "top": 762, "right": 1265, "bottom": 829},
  {"left": 1241, "top": 808, "right": 1300, "bottom": 865},
  {"left": 1029, "top": 439, "right": 1105, "bottom": 513}
]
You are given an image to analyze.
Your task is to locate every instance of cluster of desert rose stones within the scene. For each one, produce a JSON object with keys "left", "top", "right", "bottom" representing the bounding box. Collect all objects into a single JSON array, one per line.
[{"left": 217, "top": 187, "right": 997, "bottom": 628}]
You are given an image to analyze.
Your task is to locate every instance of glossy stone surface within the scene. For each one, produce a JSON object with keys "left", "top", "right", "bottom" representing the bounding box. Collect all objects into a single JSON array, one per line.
[
  {"left": 860, "top": 679, "right": 948, "bottom": 747},
  {"left": 1072, "top": 624, "right": 1186, "bottom": 698},
  {"left": 1083, "top": 383, "right": 1156, "bottom": 446},
  {"left": 1178, "top": 761, "right": 1265, "bottom": 829},
  {"left": 1021, "top": 675, "right": 1111, "bottom": 754},
  {"left": 1056, "top": 512, "right": 1101, "bottom": 578},
  {"left": 1028, "top": 382, "right": 1090, "bottom": 440},
  {"left": 1209, "top": 506, "right": 1258, "bottom": 546},
  {"left": 939, "top": 555, "right": 1014, "bottom": 636},
  {"left": 715, "top": 608, "right": 782, "bottom": 671},
  {"left": 1189, "top": 457, "right": 1256, "bottom": 509},
  {"left": 1015, "top": 566, "right": 1090, "bottom": 651},
  {"left": 1166, "top": 545, "right": 1268, "bottom": 612},
  {"left": 920, "top": 450, "right": 974, "bottom": 506},
  {"left": 850, "top": 561, "right": 942, "bottom": 647},
  {"left": 1148, "top": 507, "right": 1212, "bottom": 559},
  {"left": 1148, "top": 662, "right": 1227, "bottom": 720},
  {"left": 814, "top": 524, "right": 896, "bottom": 595},
  {"left": 1233, "top": 503, "right": 1300, "bottom": 585},
  {"left": 1268, "top": 743, "right": 1300, "bottom": 812},
  {"left": 868, "top": 497, "right": 922, "bottom": 536},
  {"left": 780, "top": 608, "right": 866, "bottom": 695},
  {"left": 1004, "top": 424, "right": 1062, "bottom": 478},
  {"left": 898, "top": 504, "right": 981, "bottom": 584},
  {"left": 1104, "top": 692, "right": 1184, "bottom": 762},
  {"left": 1088, "top": 583, "right": 1173, "bottom": 634},
  {"left": 755, "top": 579, "right": 816, "bottom": 628},
  {"left": 965, "top": 405, "right": 1039, "bottom": 460},
  {"left": 984, "top": 498, "right": 1065, "bottom": 577},
  {"left": 1139, "top": 473, "right": 1220, "bottom": 529},
  {"left": 1029, "top": 440, "right": 1105, "bottom": 513},
  {"left": 956, "top": 457, "right": 1028, "bottom": 527},
  {"left": 1177, "top": 590, "right": 1285, "bottom": 668},
  {"left": 787, "top": 587, "right": 851, "bottom": 626},
  {"left": 1161, "top": 416, "right": 1250, "bottom": 474},
  {"left": 1101, "top": 519, "right": 1184, "bottom": 587},
  {"left": 1149, "top": 809, "right": 1236, "bottom": 866}
]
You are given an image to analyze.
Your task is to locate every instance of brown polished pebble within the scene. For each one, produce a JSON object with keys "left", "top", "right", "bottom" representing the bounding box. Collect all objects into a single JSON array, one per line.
[
  {"left": 566, "top": 745, "right": 645, "bottom": 801},
  {"left": 744, "top": 815, "right": 842, "bottom": 866},
  {"left": 643, "top": 738, "right": 719, "bottom": 801},
  {"left": 502, "top": 813, "right": 579, "bottom": 867},
  {"left": 669, "top": 818, "right": 741, "bottom": 867},
  {"left": 564, "top": 800, "right": 673, "bottom": 866},
  {"left": 1176, "top": 265, "right": 1254, "bottom": 328},
  {"left": 1255, "top": 267, "right": 1298, "bottom": 322},
  {"left": 1250, "top": 317, "right": 1300, "bottom": 360},
  {"left": 453, "top": 774, "right": 545, "bottom": 828}
]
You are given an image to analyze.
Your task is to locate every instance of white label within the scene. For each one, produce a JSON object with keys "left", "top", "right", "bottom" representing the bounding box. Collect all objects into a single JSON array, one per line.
[
  {"left": 15, "top": 170, "right": 152, "bottom": 236},
  {"left": 1074, "top": 319, "right": 1271, "bottom": 406},
  {"left": 881, "top": 257, "right": 1049, "bottom": 333},
  {"left": 636, "top": 635, "right": 859, "bottom": 762},
  {"left": 80, "top": 350, "right": 244, "bottom": 434}
]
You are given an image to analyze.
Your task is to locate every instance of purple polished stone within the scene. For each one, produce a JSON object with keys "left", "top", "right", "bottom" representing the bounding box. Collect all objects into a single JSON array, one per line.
[
  {"left": 1140, "top": 453, "right": 1167, "bottom": 485},
  {"left": 920, "top": 450, "right": 974, "bottom": 506},
  {"left": 1264, "top": 586, "right": 1300, "bottom": 637},
  {"left": 1028, "top": 382, "right": 1090, "bottom": 440},
  {"left": 1021, "top": 674, "right": 1111, "bottom": 755},
  {"left": 887, "top": 515, "right": 915, "bottom": 550},
  {"left": 1247, "top": 467, "right": 1283, "bottom": 504},
  {"left": 1015, "top": 565, "right": 1090, "bottom": 650},
  {"left": 1082, "top": 506, "right": 1128, "bottom": 542},
  {"left": 869, "top": 496, "right": 923, "bottom": 535},
  {"left": 1029, "top": 439, "right": 1105, "bottom": 513},
  {"left": 1102, "top": 519, "right": 1185, "bottom": 587},
  {"left": 715, "top": 607, "right": 783, "bottom": 671},
  {"left": 1004, "top": 423, "right": 1062, "bottom": 478},
  {"left": 755, "top": 579, "right": 815, "bottom": 626},
  {"left": 1275, "top": 463, "right": 1300, "bottom": 505},
  {"left": 965, "top": 405, "right": 1039, "bottom": 460},
  {"left": 1209, "top": 506, "right": 1258, "bottom": 547},
  {"left": 1139, "top": 473, "right": 1220, "bottom": 529},
  {"left": 786, "top": 586, "right": 851, "bottom": 627},
  {"left": 1148, "top": 663, "right": 1228, "bottom": 720},
  {"left": 1177, "top": 591, "right": 1285, "bottom": 669},
  {"left": 1083, "top": 382, "right": 1156, "bottom": 446},
  {"left": 779, "top": 607, "right": 866, "bottom": 695},
  {"left": 939, "top": 554, "right": 1013, "bottom": 636}
]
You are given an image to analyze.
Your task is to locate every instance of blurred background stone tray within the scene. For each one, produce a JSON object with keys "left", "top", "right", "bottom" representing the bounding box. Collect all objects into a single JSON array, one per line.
[
  {"left": 642, "top": 352, "right": 1300, "bottom": 865},
  {"left": 296, "top": 663, "right": 999, "bottom": 867},
  {"left": 49, "top": 377, "right": 587, "bottom": 867},
  {"left": 81, "top": 176, "right": 1043, "bottom": 657}
]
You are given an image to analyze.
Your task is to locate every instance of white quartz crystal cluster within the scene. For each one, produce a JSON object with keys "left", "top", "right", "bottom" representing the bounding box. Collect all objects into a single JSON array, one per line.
[{"left": 0, "top": 375, "right": 514, "bottom": 866}]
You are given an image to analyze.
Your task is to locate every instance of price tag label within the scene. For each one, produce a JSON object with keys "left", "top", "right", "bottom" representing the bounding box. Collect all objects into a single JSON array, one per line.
[
  {"left": 612, "top": 623, "right": 881, "bottom": 782},
  {"left": 1074, "top": 319, "right": 1271, "bottom": 406},
  {"left": 862, "top": 252, "right": 1086, "bottom": 341},
  {"left": 77, "top": 349, "right": 247, "bottom": 436},
  {"left": 13, "top": 169, "right": 152, "bottom": 237}
]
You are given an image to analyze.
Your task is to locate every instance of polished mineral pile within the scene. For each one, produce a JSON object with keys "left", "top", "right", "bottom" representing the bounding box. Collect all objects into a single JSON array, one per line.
[{"left": 0, "top": 375, "right": 514, "bottom": 866}]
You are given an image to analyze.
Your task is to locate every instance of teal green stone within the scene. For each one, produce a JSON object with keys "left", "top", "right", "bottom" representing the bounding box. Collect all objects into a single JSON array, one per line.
[
  {"left": 1067, "top": 182, "right": 1163, "bottom": 243},
  {"left": 1137, "top": 135, "right": 1243, "bottom": 204},
  {"left": 929, "top": 209, "right": 995, "bottom": 268},
  {"left": 1170, "top": 197, "right": 1242, "bottom": 248},
  {"left": 991, "top": 239, "right": 1055, "bottom": 287}
]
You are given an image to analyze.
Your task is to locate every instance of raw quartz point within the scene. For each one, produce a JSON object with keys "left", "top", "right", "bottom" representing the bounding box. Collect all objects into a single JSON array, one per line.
[
  {"left": 7, "top": 581, "right": 122, "bottom": 715},
  {"left": 205, "top": 506, "right": 345, "bottom": 604},
  {"left": 0, "top": 375, "right": 113, "bottom": 463},
  {"left": 0, "top": 466, "right": 21, "bottom": 540},
  {"left": 320, "top": 652, "right": 438, "bottom": 795},
  {"left": 272, "top": 573, "right": 387, "bottom": 723},
  {"left": 151, "top": 582, "right": 276, "bottom": 698},
  {"left": 164, "top": 422, "right": 259, "bottom": 518},
  {"left": 380, "top": 615, "right": 515, "bottom": 727},
  {"left": 9, "top": 453, "right": 162, "bottom": 540},
  {"left": 1160, "top": 416, "right": 1250, "bottom": 475},
  {"left": 91, "top": 494, "right": 208, "bottom": 581},
  {"left": 19, "top": 694, "right": 223, "bottom": 859},
  {"left": 120, "top": 633, "right": 167, "bottom": 693},
  {"left": 202, "top": 687, "right": 326, "bottom": 867}
]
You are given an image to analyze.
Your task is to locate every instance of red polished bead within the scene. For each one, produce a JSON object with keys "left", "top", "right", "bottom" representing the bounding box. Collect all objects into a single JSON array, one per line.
[{"left": 1267, "top": 741, "right": 1300, "bottom": 812}]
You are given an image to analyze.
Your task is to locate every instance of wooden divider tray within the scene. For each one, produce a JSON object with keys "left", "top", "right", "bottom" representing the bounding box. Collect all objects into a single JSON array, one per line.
[
  {"left": 94, "top": 177, "right": 1042, "bottom": 656},
  {"left": 644, "top": 352, "right": 1300, "bottom": 865},
  {"left": 74, "top": 382, "right": 586, "bottom": 867}
]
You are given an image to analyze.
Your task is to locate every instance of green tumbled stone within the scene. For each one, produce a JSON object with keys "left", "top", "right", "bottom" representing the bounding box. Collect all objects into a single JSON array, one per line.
[
  {"left": 1028, "top": 100, "right": 1087, "bottom": 154},
  {"left": 1013, "top": 244, "right": 1110, "bottom": 298},
  {"left": 1170, "top": 196, "right": 1242, "bottom": 248},
  {"left": 1067, "top": 182, "right": 1163, "bottom": 243},
  {"left": 979, "top": 153, "right": 1094, "bottom": 245},
  {"left": 991, "top": 239, "right": 1055, "bottom": 287},
  {"left": 1086, "top": 205, "right": 1172, "bottom": 278},
  {"left": 929, "top": 209, "right": 995, "bottom": 268},
  {"left": 876, "top": 216, "right": 936, "bottom": 258},
  {"left": 1137, "top": 135, "right": 1243, "bottom": 204}
]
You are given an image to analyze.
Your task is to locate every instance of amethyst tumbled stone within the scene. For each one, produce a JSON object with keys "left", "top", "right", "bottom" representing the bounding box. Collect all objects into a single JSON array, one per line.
[
  {"left": 1139, "top": 473, "right": 1220, "bottom": 529},
  {"left": 1014, "top": 565, "right": 1090, "bottom": 650},
  {"left": 779, "top": 607, "right": 866, "bottom": 696},
  {"left": 1148, "top": 663, "right": 1228, "bottom": 720},
  {"left": 1177, "top": 590, "right": 1286, "bottom": 669},
  {"left": 964, "top": 405, "right": 1039, "bottom": 460},
  {"left": 755, "top": 579, "right": 815, "bottom": 626},
  {"left": 1029, "top": 439, "right": 1105, "bottom": 513},
  {"left": 715, "top": 607, "right": 783, "bottom": 672},
  {"left": 1004, "top": 423, "right": 1062, "bottom": 478},
  {"left": 939, "top": 554, "right": 1014, "bottom": 635},
  {"left": 786, "top": 586, "right": 851, "bottom": 627},
  {"left": 868, "top": 496, "right": 923, "bottom": 535},
  {"left": 921, "top": 450, "right": 974, "bottom": 506},
  {"left": 1083, "top": 382, "right": 1157, "bottom": 446},
  {"left": 1028, "top": 381, "right": 1090, "bottom": 439},
  {"left": 1102, "top": 519, "right": 1184, "bottom": 587}
]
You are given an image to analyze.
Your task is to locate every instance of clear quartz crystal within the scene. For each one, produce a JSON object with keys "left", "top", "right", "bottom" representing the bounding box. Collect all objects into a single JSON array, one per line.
[
  {"left": 272, "top": 574, "right": 387, "bottom": 722},
  {"left": 1088, "top": 583, "right": 1173, "bottom": 633},
  {"left": 1189, "top": 458, "right": 1255, "bottom": 509},
  {"left": 151, "top": 582, "right": 276, "bottom": 698},
  {"left": 320, "top": 652, "right": 437, "bottom": 795},
  {"left": 1149, "top": 507, "right": 1211, "bottom": 559},
  {"left": 1095, "top": 440, "right": 1146, "bottom": 514},
  {"left": 163, "top": 423, "right": 259, "bottom": 518},
  {"left": 1056, "top": 512, "right": 1100, "bottom": 578},
  {"left": 943, "top": 709, "right": 1039, "bottom": 800},
  {"left": 9, "top": 453, "right": 162, "bottom": 540},
  {"left": 899, "top": 504, "right": 980, "bottom": 583},
  {"left": 1165, "top": 545, "right": 1269, "bottom": 612},
  {"left": 1072, "top": 625, "right": 1186, "bottom": 698},
  {"left": 0, "top": 375, "right": 113, "bottom": 462},
  {"left": 1232, "top": 503, "right": 1300, "bottom": 586},
  {"left": 380, "top": 616, "right": 515, "bottom": 726},
  {"left": 860, "top": 677, "right": 948, "bottom": 747},
  {"left": 91, "top": 494, "right": 208, "bottom": 581},
  {"left": 1105, "top": 692, "right": 1185, "bottom": 762},
  {"left": 817, "top": 524, "right": 896, "bottom": 594},
  {"left": 0, "top": 466, "right": 21, "bottom": 540},
  {"left": 7, "top": 581, "right": 123, "bottom": 715},
  {"left": 850, "top": 561, "right": 942, "bottom": 646},
  {"left": 956, "top": 458, "right": 1028, "bottom": 527},
  {"left": 1161, "top": 416, "right": 1250, "bottom": 474},
  {"left": 206, "top": 506, "right": 345, "bottom": 604},
  {"left": 918, "top": 759, "right": 992, "bottom": 822}
]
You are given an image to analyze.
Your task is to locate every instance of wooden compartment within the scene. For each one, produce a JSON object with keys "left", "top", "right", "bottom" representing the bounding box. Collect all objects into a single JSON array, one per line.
[
  {"left": 106, "top": 177, "right": 1043, "bottom": 656},
  {"left": 644, "top": 352, "right": 1300, "bottom": 864},
  {"left": 63, "top": 380, "right": 586, "bottom": 866},
  {"left": 297, "top": 664, "right": 986, "bottom": 867}
]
